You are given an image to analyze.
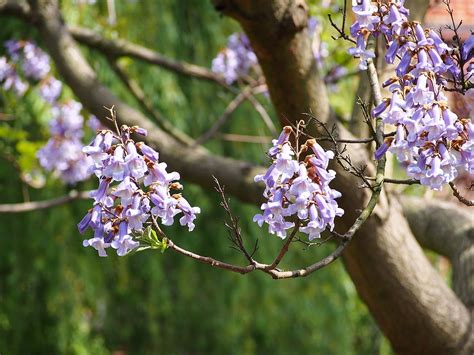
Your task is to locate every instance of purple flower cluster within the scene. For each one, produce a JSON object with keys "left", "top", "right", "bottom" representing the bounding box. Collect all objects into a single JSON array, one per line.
[
  {"left": 212, "top": 33, "right": 258, "bottom": 85},
  {"left": 1, "top": 40, "right": 63, "bottom": 102},
  {"left": 78, "top": 125, "right": 200, "bottom": 256},
  {"left": 350, "top": 0, "right": 474, "bottom": 190},
  {"left": 0, "top": 56, "right": 28, "bottom": 95},
  {"left": 212, "top": 21, "right": 337, "bottom": 87},
  {"left": 0, "top": 39, "right": 97, "bottom": 184},
  {"left": 37, "top": 101, "right": 93, "bottom": 183},
  {"left": 254, "top": 127, "right": 343, "bottom": 239}
]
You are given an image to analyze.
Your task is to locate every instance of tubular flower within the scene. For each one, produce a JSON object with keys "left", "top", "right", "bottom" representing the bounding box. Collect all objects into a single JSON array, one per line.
[
  {"left": 254, "top": 127, "right": 343, "bottom": 240},
  {"left": 37, "top": 100, "right": 93, "bottom": 183},
  {"left": 350, "top": 0, "right": 474, "bottom": 190},
  {"left": 78, "top": 125, "right": 200, "bottom": 256}
]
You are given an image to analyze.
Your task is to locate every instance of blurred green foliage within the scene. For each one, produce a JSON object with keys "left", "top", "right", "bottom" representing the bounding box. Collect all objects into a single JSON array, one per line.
[{"left": 0, "top": 1, "right": 388, "bottom": 354}]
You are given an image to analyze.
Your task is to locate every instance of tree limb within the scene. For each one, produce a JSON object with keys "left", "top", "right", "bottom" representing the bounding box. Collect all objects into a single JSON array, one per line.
[
  {"left": 400, "top": 195, "right": 474, "bottom": 310},
  {"left": 68, "top": 25, "right": 228, "bottom": 87},
  {"left": 107, "top": 57, "right": 194, "bottom": 145},
  {"left": 0, "top": 0, "right": 30, "bottom": 20},
  {"left": 0, "top": 190, "right": 91, "bottom": 213}
]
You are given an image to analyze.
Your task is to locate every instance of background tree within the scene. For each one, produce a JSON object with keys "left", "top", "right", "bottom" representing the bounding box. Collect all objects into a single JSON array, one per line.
[{"left": 0, "top": 0, "right": 472, "bottom": 354}]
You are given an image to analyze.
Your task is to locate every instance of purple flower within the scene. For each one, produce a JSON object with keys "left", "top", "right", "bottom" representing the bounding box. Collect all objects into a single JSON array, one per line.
[
  {"left": 112, "top": 177, "right": 137, "bottom": 204},
  {"left": 21, "top": 41, "right": 50, "bottom": 80},
  {"left": 254, "top": 127, "right": 343, "bottom": 240},
  {"left": 212, "top": 33, "right": 258, "bottom": 84},
  {"left": 87, "top": 115, "right": 105, "bottom": 131},
  {"left": 103, "top": 146, "right": 126, "bottom": 181},
  {"left": 39, "top": 76, "right": 62, "bottom": 104},
  {"left": 177, "top": 197, "right": 201, "bottom": 231},
  {"left": 77, "top": 210, "right": 93, "bottom": 234},
  {"left": 137, "top": 142, "right": 159, "bottom": 162},
  {"left": 348, "top": 34, "right": 375, "bottom": 70},
  {"left": 83, "top": 237, "right": 110, "bottom": 257},
  {"left": 462, "top": 34, "right": 474, "bottom": 61},
  {"left": 144, "top": 162, "right": 180, "bottom": 186},
  {"left": 79, "top": 124, "right": 200, "bottom": 257},
  {"left": 112, "top": 235, "right": 139, "bottom": 256},
  {"left": 124, "top": 142, "right": 147, "bottom": 179}
]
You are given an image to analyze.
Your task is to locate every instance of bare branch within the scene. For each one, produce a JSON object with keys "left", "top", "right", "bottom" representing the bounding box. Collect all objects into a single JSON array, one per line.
[
  {"left": 0, "top": 190, "right": 91, "bottom": 213},
  {"left": 245, "top": 90, "right": 277, "bottom": 134},
  {"left": 449, "top": 182, "right": 474, "bottom": 207},
  {"left": 216, "top": 133, "right": 271, "bottom": 144},
  {"left": 0, "top": 0, "right": 31, "bottom": 20},
  {"left": 107, "top": 58, "right": 194, "bottom": 145},
  {"left": 166, "top": 238, "right": 256, "bottom": 274},
  {"left": 364, "top": 177, "right": 420, "bottom": 185},
  {"left": 213, "top": 177, "right": 255, "bottom": 263},
  {"left": 68, "top": 26, "right": 228, "bottom": 87},
  {"left": 195, "top": 86, "right": 254, "bottom": 145},
  {"left": 264, "top": 221, "right": 300, "bottom": 271}
]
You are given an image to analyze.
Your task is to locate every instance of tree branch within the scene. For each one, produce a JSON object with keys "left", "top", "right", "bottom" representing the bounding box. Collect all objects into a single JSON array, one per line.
[
  {"left": 68, "top": 25, "right": 228, "bottom": 87},
  {"left": 400, "top": 195, "right": 474, "bottom": 311},
  {"left": 195, "top": 86, "right": 254, "bottom": 145},
  {"left": 0, "top": 0, "right": 31, "bottom": 20},
  {"left": 0, "top": 190, "right": 91, "bottom": 213},
  {"left": 107, "top": 57, "right": 194, "bottom": 145}
]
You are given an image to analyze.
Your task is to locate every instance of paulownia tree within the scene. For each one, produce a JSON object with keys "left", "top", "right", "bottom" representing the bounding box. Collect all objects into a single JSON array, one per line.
[{"left": 0, "top": 0, "right": 472, "bottom": 353}]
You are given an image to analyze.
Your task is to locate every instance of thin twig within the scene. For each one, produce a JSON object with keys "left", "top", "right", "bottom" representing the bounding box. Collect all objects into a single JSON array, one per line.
[
  {"left": 107, "top": 57, "right": 194, "bottom": 145},
  {"left": 443, "top": 0, "right": 468, "bottom": 92},
  {"left": 195, "top": 87, "right": 254, "bottom": 145},
  {"left": 364, "top": 177, "right": 420, "bottom": 185},
  {"left": 264, "top": 220, "right": 301, "bottom": 271},
  {"left": 216, "top": 133, "right": 272, "bottom": 144},
  {"left": 214, "top": 176, "right": 256, "bottom": 262},
  {"left": 449, "top": 182, "right": 474, "bottom": 206},
  {"left": 245, "top": 90, "right": 277, "bottom": 135},
  {"left": 166, "top": 238, "right": 256, "bottom": 274},
  {"left": 304, "top": 113, "right": 374, "bottom": 190},
  {"left": 328, "top": 1, "right": 356, "bottom": 44}
]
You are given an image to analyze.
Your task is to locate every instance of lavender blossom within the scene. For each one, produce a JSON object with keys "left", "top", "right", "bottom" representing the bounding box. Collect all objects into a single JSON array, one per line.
[
  {"left": 21, "top": 41, "right": 50, "bottom": 80},
  {"left": 0, "top": 56, "right": 28, "bottom": 95},
  {"left": 211, "top": 33, "right": 257, "bottom": 84},
  {"left": 39, "top": 76, "right": 62, "bottom": 104},
  {"left": 37, "top": 100, "right": 93, "bottom": 184},
  {"left": 254, "top": 127, "right": 343, "bottom": 240},
  {"left": 350, "top": 0, "right": 474, "bottom": 190},
  {"left": 78, "top": 124, "right": 200, "bottom": 257}
]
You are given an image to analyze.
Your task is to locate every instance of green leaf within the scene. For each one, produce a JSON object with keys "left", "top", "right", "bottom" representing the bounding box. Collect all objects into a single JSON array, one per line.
[
  {"left": 160, "top": 238, "right": 168, "bottom": 253},
  {"left": 150, "top": 228, "right": 159, "bottom": 243},
  {"left": 16, "top": 140, "right": 43, "bottom": 172}
]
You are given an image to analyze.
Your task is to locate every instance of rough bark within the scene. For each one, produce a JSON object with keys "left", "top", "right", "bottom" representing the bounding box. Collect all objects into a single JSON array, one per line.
[{"left": 213, "top": 1, "right": 472, "bottom": 353}]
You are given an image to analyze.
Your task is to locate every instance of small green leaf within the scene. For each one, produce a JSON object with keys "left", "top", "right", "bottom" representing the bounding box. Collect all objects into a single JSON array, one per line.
[
  {"left": 150, "top": 229, "right": 159, "bottom": 243},
  {"left": 160, "top": 238, "right": 168, "bottom": 253}
]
